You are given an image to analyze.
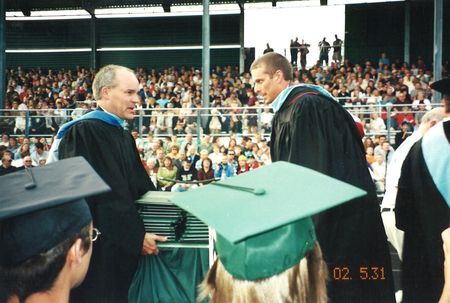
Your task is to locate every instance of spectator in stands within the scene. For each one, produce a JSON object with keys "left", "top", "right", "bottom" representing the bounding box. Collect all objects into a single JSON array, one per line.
[
  {"left": 260, "top": 106, "right": 273, "bottom": 133},
  {"left": 185, "top": 145, "right": 199, "bottom": 165},
  {"left": 21, "top": 156, "right": 34, "bottom": 169},
  {"left": 373, "top": 135, "right": 387, "bottom": 154},
  {"left": 70, "top": 102, "right": 88, "bottom": 120},
  {"left": 180, "top": 133, "right": 196, "bottom": 152},
  {"left": 52, "top": 99, "right": 68, "bottom": 129},
  {"left": 157, "top": 156, "right": 177, "bottom": 191},
  {"left": 247, "top": 154, "right": 260, "bottom": 170},
  {"left": 209, "top": 107, "right": 223, "bottom": 134},
  {"left": 209, "top": 143, "right": 222, "bottom": 167},
  {"left": 214, "top": 154, "right": 235, "bottom": 180},
  {"left": 371, "top": 154, "right": 386, "bottom": 193},
  {"left": 395, "top": 121, "right": 411, "bottom": 148},
  {"left": 167, "top": 144, "right": 180, "bottom": 160},
  {"left": 226, "top": 149, "right": 238, "bottom": 171},
  {"left": 172, "top": 159, "right": 198, "bottom": 192},
  {"left": 0, "top": 153, "right": 18, "bottom": 176},
  {"left": 146, "top": 158, "right": 158, "bottom": 188},
  {"left": 198, "top": 134, "right": 212, "bottom": 154},
  {"left": 0, "top": 134, "right": 9, "bottom": 147},
  {"left": 236, "top": 155, "right": 249, "bottom": 175},
  {"left": 13, "top": 141, "right": 28, "bottom": 160},
  {"left": 195, "top": 149, "right": 210, "bottom": 171},
  {"left": 368, "top": 111, "right": 386, "bottom": 134},
  {"left": 379, "top": 52, "right": 390, "bottom": 67},
  {"left": 7, "top": 137, "right": 19, "bottom": 156},
  {"left": 197, "top": 157, "right": 215, "bottom": 186},
  {"left": 30, "top": 142, "right": 48, "bottom": 166},
  {"left": 366, "top": 146, "right": 375, "bottom": 165}
]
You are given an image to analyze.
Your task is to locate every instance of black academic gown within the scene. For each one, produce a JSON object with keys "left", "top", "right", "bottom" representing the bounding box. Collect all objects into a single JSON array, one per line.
[
  {"left": 58, "top": 114, "right": 155, "bottom": 303},
  {"left": 270, "top": 86, "right": 395, "bottom": 303},
  {"left": 396, "top": 120, "right": 450, "bottom": 303}
]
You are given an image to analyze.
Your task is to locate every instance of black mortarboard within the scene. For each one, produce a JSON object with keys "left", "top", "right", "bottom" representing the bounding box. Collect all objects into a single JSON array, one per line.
[
  {"left": 0, "top": 157, "right": 110, "bottom": 266},
  {"left": 430, "top": 78, "right": 450, "bottom": 95}
]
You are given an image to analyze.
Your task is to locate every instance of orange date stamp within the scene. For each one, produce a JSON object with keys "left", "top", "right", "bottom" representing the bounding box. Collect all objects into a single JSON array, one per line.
[{"left": 332, "top": 266, "right": 386, "bottom": 281}]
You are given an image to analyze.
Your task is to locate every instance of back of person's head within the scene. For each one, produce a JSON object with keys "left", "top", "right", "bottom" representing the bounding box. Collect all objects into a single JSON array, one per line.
[
  {"left": 0, "top": 225, "right": 91, "bottom": 302},
  {"left": 92, "top": 65, "right": 134, "bottom": 101},
  {"left": 421, "top": 107, "right": 446, "bottom": 125},
  {"left": 34, "top": 142, "right": 44, "bottom": 151},
  {"left": 250, "top": 53, "right": 293, "bottom": 81},
  {"left": 0, "top": 157, "right": 110, "bottom": 303},
  {"left": 198, "top": 243, "right": 327, "bottom": 303}
]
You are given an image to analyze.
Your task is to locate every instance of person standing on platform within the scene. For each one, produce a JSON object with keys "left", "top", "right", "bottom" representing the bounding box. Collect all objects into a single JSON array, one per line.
[
  {"left": 49, "top": 65, "right": 167, "bottom": 303},
  {"left": 299, "top": 39, "right": 310, "bottom": 71},
  {"left": 263, "top": 43, "right": 274, "bottom": 54},
  {"left": 332, "top": 34, "right": 343, "bottom": 66},
  {"left": 396, "top": 78, "right": 450, "bottom": 303},
  {"left": 289, "top": 38, "right": 300, "bottom": 66},
  {"left": 250, "top": 52, "right": 395, "bottom": 302},
  {"left": 318, "top": 37, "right": 331, "bottom": 66}
]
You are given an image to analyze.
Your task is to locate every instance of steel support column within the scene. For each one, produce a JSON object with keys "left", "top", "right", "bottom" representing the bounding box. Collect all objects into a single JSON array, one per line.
[
  {"left": 404, "top": 0, "right": 410, "bottom": 64},
  {"left": 433, "top": 0, "right": 443, "bottom": 103},
  {"left": 0, "top": 0, "right": 6, "bottom": 109},
  {"left": 201, "top": 0, "right": 210, "bottom": 139}
]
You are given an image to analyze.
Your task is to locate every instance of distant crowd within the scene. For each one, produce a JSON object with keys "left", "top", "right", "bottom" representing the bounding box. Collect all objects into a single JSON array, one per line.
[{"left": 1, "top": 54, "right": 449, "bottom": 185}]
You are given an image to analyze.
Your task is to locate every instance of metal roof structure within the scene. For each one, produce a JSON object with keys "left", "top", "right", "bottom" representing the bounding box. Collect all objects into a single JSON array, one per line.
[{"left": 5, "top": 0, "right": 307, "bottom": 12}]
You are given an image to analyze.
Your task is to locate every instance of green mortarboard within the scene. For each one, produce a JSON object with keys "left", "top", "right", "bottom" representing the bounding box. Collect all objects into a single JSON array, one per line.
[
  {"left": 0, "top": 157, "right": 110, "bottom": 266},
  {"left": 171, "top": 161, "right": 366, "bottom": 280},
  {"left": 431, "top": 78, "right": 450, "bottom": 95}
]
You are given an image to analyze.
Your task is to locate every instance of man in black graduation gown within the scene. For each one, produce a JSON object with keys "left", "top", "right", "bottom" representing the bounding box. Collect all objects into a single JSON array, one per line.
[
  {"left": 55, "top": 65, "right": 166, "bottom": 303},
  {"left": 396, "top": 78, "right": 450, "bottom": 303},
  {"left": 250, "top": 52, "right": 395, "bottom": 302}
]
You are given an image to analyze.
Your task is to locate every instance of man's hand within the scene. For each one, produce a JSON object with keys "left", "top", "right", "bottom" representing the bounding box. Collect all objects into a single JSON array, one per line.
[{"left": 142, "top": 233, "right": 167, "bottom": 255}]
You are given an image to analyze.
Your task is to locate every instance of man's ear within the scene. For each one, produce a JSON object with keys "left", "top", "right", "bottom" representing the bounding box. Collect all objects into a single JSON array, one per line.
[
  {"left": 274, "top": 70, "right": 283, "bottom": 83},
  {"left": 67, "top": 238, "right": 84, "bottom": 267},
  {"left": 100, "top": 86, "right": 110, "bottom": 100}
]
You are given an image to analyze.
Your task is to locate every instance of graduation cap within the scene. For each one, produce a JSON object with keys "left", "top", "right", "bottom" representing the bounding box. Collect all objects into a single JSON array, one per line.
[
  {"left": 0, "top": 157, "right": 110, "bottom": 267},
  {"left": 430, "top": 77, "right": 450, "bottom": 95},
  {"left": 171, "top": 161, "right": 366, "bottom": 280}
]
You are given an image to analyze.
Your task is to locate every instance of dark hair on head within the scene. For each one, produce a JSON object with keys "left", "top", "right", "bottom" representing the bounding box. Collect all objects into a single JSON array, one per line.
[
  {"left": 163, "top": 156, "right": 174, "bottom": 168},
  {"left": 250, "top": 52, "right": 293, "bottom": 81},
  {"left": 34, "top": 142, "right": 44, "bottom": 150},
  {"left": 201, "top": 157, "right": 212, "bottom": 170},
  {"left": 0, "top": 224, "right": 91, "bottom": 303}
]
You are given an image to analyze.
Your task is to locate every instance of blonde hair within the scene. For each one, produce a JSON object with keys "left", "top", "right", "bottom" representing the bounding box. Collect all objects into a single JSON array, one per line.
[
  {"left": 198, "top": 243, "right": 327, "bottom": 303},
  {"left": 92, "top": 64, "right": 134, "bottom": 100}
]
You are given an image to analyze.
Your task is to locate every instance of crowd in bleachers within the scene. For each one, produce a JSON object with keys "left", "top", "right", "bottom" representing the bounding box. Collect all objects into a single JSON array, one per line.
[{"left": 1, "top": 53, "right": 449, "bottom": 190}]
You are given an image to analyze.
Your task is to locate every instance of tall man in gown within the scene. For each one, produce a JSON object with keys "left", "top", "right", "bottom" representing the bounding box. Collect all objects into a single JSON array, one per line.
[
  {"left": 250, "top": 52, "right": 395, "bottom": 302},
  {"left": 396, "top": 78, "right": 450, "bottom": 303},
  {"left": 53, "top": 65, "right": 166, "bottom": 303}
]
